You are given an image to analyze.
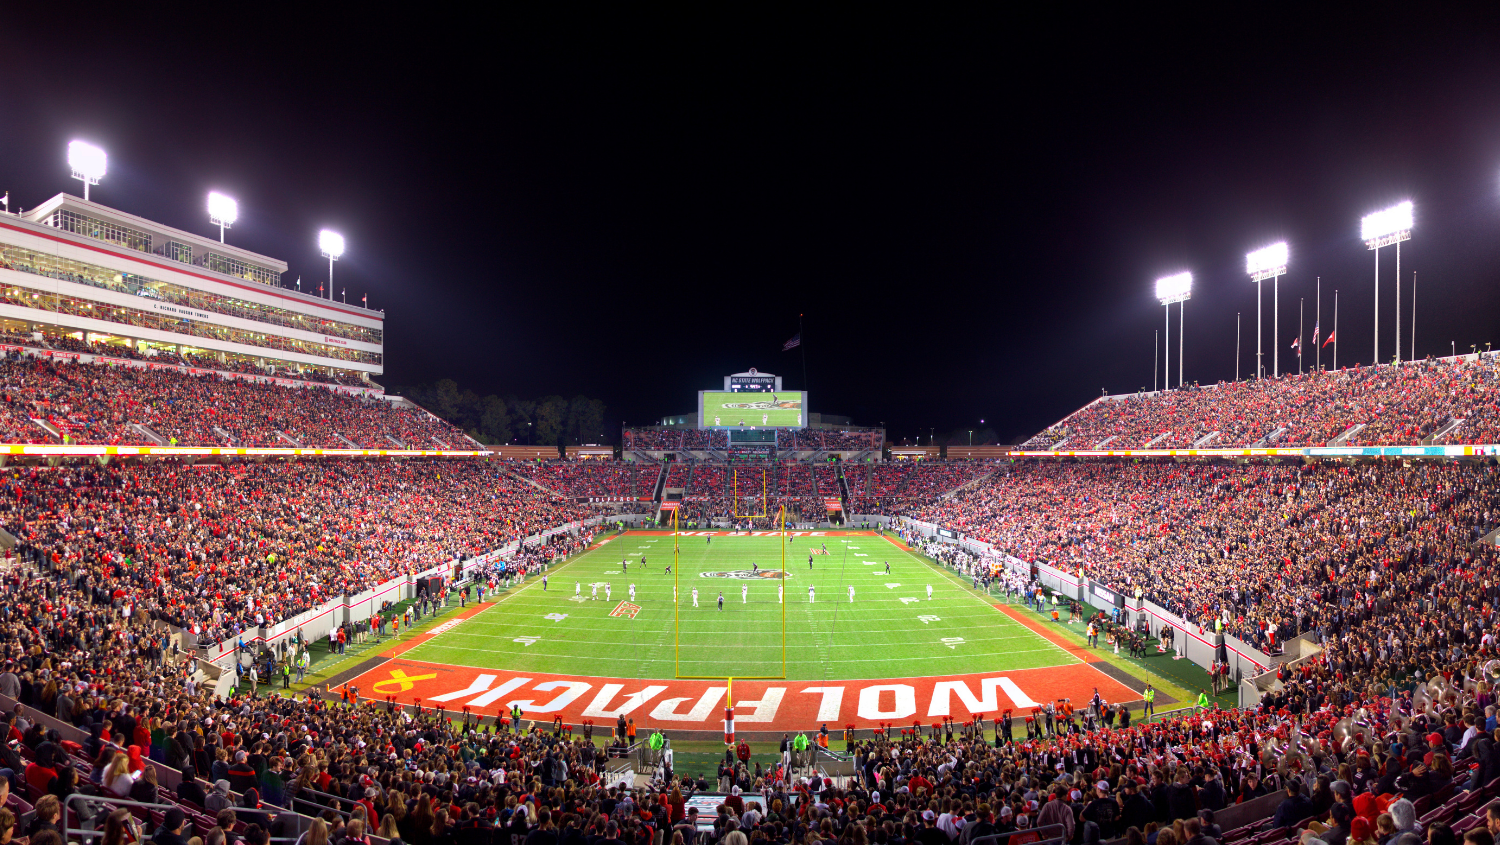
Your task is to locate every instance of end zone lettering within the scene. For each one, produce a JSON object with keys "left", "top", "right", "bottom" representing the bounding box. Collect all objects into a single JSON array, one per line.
[{"left": 348, "top": 658, "right": 1137, "bottom": 732}]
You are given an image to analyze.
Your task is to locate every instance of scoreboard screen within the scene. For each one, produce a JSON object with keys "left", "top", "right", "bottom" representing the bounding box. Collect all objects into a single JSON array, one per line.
[
  {"left": 700, "top": 391, "right": 806, "bottom": 428},
  {"left": 728, "top": 375, "right": 778, "bottom": 392}
]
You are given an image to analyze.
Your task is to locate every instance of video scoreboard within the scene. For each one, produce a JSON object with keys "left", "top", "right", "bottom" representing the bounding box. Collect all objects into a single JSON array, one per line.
[{"left": 700, "top": 370, "right": 806, "bottom": 429}]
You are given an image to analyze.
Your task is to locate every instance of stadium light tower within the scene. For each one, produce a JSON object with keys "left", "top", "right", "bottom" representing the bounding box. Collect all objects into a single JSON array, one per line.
[
  {"left": 1361, "top": 201, "right": 1413, "bottom": 365},
  {"left": 1155, "top": 272, "right": 1191, "bottom": 388},
  {"left": 1246, "top": 242, "right": 1288, "bottom": 378},
  {"left": 67, "top": 141, "right": 107, "bottom": 201},
  {"left": 319, "top": 230, "right": 345, "bottom": 300},
  {"left": 207, "top": 192, "right": 238, "bottom": 243}
]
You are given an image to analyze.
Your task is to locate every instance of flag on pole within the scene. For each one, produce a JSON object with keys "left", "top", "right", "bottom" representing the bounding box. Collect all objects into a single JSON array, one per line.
[
  {"left": 1323, "top": 330, "right": 1336, "bottom": 348},
  {"left": 782, "top": 333, "right": 801, "bottom": 351},
  {"left": 1311, "top": 322, "right": 1319, "bottom": 346},
  {"left": 1291, "top": 337, "right": 1301, "bottom": 355}
]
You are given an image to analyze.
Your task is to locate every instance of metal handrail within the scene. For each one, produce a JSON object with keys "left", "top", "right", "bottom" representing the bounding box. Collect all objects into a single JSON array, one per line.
[
  {"left": 62, "top": 793, "right": 193, "bottom": 840},
  {"left": 287, "top": 784, "right": 354, "bottom": 819},
  {"left": 812, "top": 743, "right": 851, "bottom": 764},
  {"left": 64, "top": 792, "right": 302, "bottom": 842},
  {"left": 970, "top": 823, "right": 1068, "bottom": 845}
]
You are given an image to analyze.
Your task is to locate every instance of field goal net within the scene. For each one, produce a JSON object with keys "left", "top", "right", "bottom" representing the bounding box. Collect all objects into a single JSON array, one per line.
[{"left": 732, "top": 467, "right": 768, "bottom": 518}]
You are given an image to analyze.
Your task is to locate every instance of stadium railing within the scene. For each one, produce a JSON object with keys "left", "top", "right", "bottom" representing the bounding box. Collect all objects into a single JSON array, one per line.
[{"left": 970, "top": 824, "right": 1067, "bottom": 845}]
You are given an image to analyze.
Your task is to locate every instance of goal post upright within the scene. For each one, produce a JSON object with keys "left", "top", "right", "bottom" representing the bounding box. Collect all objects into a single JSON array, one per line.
[
  {"left": 779, "top": 502, "right": 787, "bottom": 673},
  {"left": 672, "top": 506, "right": 680, "bottom": 673}
]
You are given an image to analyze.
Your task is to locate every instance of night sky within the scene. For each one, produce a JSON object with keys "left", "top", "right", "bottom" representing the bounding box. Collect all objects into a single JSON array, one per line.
[{"left": 8, "top": 7, "right": 1500, "bottom": 444}]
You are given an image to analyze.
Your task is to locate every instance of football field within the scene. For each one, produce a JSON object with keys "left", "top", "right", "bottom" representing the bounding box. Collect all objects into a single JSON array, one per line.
[{"left": 402, "top": 531, "right": 1075, "bottom": 681}]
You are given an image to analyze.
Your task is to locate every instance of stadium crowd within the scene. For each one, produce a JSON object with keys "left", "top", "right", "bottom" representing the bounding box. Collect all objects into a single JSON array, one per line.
[
  {"left": 0, "top": 459, "right": 586, "bottom": 646},
  {"left": 1021, "top": 357, "right": 1500, "bottom": 449},
  {"left": 509, "top": 461, "right": 655, "bottom": 500},
  {"left": 6, "top": 445, "right": 1500, "bottom": 845},
  {"left": 0, "top": 354, "right": 464, "bottom": 449},
  {"left": 0, "top": 379, "right": 1499, "bottom": 845}
]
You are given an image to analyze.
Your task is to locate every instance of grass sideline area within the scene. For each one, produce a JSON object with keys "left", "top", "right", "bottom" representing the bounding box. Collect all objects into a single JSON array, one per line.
[
  {"left": 401, "top": 531, "right": 1080, "bottom": 682},
  {"left": 988, "top": 586, "right": 1236, "bottom": 712}
]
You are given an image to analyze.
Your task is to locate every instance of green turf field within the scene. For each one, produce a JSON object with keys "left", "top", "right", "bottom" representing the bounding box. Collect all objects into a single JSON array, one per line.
[{"left": 401, "top": 531, "right": 1077, "bottom": 681}]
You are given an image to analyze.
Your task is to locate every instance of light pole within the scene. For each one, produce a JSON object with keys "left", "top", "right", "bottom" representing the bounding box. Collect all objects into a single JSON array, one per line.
[
  {"left": 1246, "top": 242, "right": 1288, "bottom": 378},
  {"left": 1361, "top": 201, "right": 1413, "bottom": 365},
  {"left": 208, "top": 192, "right": 238, "bottom": 243},
  {"left": 68, "top": 141, "right": 106, "bottom": 201},
  {"left": 1155, "top": 272, "right": 1191, "bottom": 388},
  {"left": 319, "top": 230, "right": 345, "bottom": 301}
]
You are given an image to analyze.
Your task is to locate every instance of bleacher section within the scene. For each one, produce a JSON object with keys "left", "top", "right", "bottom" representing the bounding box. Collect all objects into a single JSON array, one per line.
[
  {"left": 1022, "top": 355, "right": 1500, "bottom": 449},
  {"left": 0, "top": 349, "right": 464, "bottom": 448}
]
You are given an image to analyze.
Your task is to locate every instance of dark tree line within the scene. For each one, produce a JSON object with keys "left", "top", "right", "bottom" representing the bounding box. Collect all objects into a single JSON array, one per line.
[{"left": 397, "top": 379, "right": 608, "bottom": 446}]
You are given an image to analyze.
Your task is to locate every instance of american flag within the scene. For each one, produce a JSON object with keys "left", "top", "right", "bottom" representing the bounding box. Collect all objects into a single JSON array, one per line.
[{"left": 782, "top": 333, "right": 801, "bottom": 351}]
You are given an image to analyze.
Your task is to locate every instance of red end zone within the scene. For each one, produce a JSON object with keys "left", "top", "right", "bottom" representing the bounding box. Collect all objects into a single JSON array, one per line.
[{"left": 347, "top": 659, "right": 1135, "bottom": 732}]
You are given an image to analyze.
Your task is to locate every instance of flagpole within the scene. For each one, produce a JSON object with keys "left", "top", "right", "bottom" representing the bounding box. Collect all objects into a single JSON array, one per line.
[
  {"left": 1235, "top": 314, "right": 1240, "bottom": 382},
  {"left": 1154, "top": 330, "right": 1159, "bottom": 392},
  {"left": 1334, "top": 290, "right": 1339, "bottom": 370},
  {"left": 1316, "top": 277, "right": 1321, "bottom": 372},
  {"left": 1298, "top": 298, "right": 1303, "bottom": 375},
  {"left": 1410, "top": 272, "right": 1416, "bottom": 361},
  {"left": 798, "top": 313, "right": 808, "bottom": 413}
]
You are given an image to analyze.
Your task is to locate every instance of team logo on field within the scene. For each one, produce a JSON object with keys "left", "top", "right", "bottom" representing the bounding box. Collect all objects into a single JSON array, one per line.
[{"left": 699, "top": 570, "right": 791, "bottom": 580}]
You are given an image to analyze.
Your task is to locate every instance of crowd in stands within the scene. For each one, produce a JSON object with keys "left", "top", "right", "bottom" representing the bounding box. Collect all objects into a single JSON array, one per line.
[
  {"left": 820, "top": 430, "right": 882, "bottom": 450},
  {"left": 6, "top": 452, "right": 1500, "bottom": 845},
  {"left": 814, "top": 466, "right": 842, "bottom": 498},
  {"left": 869, "top": 463, "right": 913, "bottom": 496},
  {"left": 2, "top": 459, "right": 584, "bottom": 645},
  {"left": 1022, "top": 356, "right": 1500, "bottom": 449},
  {"left": 509, "top": 461, "right": 656, "bottom": 499},
  {"left": 916, "top": 460, "right": 1499, "bottom": 654},
  {"left": 664, "top": 464, "right": 693, "bottom": 490},
  {"left": 781, "top": 465, "right": 818, "bottom": 498},
  {"left": 3, "top": 359, "right": 1500, "bottom": 845},
  {"left": 0, "top": 353, "right": 462, "bottom": 448},
  {"left": 624, "top": 429, "right": 682, "bottom": 451},
  {"left": 688, "top": 465, "right": 729, "bottom": 498},
  {"left": 681, "top": 430, "right": 729, "bottom": 449}
]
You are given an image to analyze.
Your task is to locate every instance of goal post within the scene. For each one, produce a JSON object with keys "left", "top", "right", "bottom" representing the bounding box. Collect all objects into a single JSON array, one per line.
[
  {"left": 673, "top": 504, "right": 788, "bottom": 680},
  {"left": 731, "top": 467, "right": 768, "bottom": 518}
]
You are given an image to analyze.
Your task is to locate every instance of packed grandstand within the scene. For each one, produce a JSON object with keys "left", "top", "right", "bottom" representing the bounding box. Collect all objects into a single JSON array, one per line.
[{"left": 0, "top": 348, "right": 1497, "bottom": 845}]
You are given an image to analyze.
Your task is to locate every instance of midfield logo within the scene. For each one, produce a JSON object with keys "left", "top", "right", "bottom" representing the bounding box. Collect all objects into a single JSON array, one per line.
[
  {"left": 609, "top": 601, "right": 642, "bottom": 619},
  {"left": 698, "top": 570, "right": 790, "bottom": 580}
]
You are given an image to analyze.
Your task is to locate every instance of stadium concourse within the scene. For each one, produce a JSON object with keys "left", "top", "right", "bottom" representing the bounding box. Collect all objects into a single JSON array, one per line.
[{"left": 2, "top": 362, "right": 1500, "bottom": 845}]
